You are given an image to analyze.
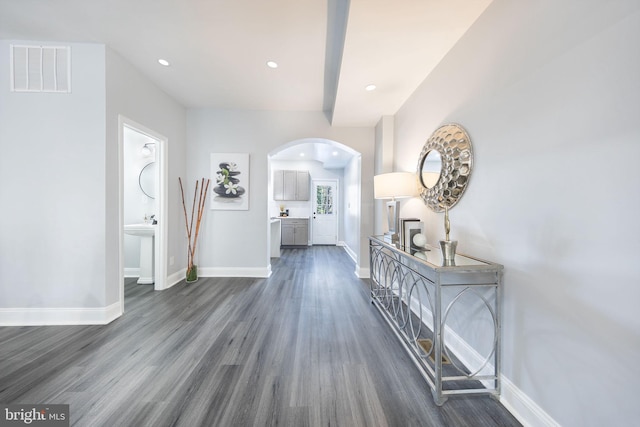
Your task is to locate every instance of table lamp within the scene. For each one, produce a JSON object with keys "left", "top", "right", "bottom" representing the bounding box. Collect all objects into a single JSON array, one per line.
[{"left": 374, "top": 172, "right": 418, "bottom": 243}]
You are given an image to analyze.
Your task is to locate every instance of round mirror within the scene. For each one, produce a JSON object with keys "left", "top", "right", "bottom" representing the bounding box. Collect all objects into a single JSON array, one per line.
[
  {"left": 419, "top": 150, "right": 442, "bottom": 188},
  {"left": 416, "top": 124, "right": 473, "bottom": 212},
  {"left": 139, "top": 162, "right": 156, "bottom": 199}
]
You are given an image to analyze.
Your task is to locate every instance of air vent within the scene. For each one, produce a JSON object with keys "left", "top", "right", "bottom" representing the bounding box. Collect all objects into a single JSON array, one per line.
[{"left": 10, "top": 45, "right": 71, "bottom": 93}]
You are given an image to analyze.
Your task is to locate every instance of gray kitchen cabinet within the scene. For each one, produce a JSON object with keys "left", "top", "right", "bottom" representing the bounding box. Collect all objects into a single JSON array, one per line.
[
  {"left": 280, "top": 218, "right": 309, "bottom": 246},
  {"left": 295, "top": 171, "right": 309, "bottom": 200},
  {"left": 274, "top": 170, "right": 309, "bottom": 201},
  {"left": 283, "top": 171, "right": 297, "bottom": 200},
  {"left": 273, "top": 170, "right": 285, "bottom": 200}
]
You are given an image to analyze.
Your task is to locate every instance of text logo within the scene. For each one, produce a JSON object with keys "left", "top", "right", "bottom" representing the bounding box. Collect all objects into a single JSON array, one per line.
[{"left": 0, "top": 405, "right": 69, "bottom": 427}]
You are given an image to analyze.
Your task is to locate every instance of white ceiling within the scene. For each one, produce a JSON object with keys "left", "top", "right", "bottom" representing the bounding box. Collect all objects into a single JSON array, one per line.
[
  {"left": 333, "top": 0, "right": 492, "bottom": 126},
  {"left": 0, "top": 0, "right": 491, "bottom": 128}
]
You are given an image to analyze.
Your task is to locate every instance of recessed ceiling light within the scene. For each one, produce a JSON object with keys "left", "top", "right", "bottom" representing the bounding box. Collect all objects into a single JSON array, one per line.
[
  {"left": 365, "top": 84, "right": 376, "bottom": 91},
  {"left": 300, "top": 153, "right": 305, "bottom": 157},
  {"left": 158, "top": 59, "right": 170, "bottom": 66},
  {"left": 332, "top": 151, "right": 339, "bottom": 156},
  {"left": 266, "top": 60, "right": 278, "bottom": 69}
]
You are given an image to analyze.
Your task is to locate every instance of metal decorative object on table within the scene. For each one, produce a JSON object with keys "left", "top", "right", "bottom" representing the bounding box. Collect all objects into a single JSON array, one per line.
[{"left": 439, "top": 206, "right": 457, "bottom": 265}]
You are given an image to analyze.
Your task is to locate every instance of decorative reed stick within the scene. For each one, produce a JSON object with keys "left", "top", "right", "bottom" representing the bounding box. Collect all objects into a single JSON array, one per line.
[
  {"left": 179, "top": 177, "right": 210, "bottom": 280},
  {"left": 191, "top": 178, "right": 210, "bottom": 267}
]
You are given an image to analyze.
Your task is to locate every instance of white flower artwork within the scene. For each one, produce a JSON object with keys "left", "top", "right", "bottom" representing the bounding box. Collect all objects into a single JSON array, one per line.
[{"left": 210, "top": 153, "right": 250, "bottom": 210}]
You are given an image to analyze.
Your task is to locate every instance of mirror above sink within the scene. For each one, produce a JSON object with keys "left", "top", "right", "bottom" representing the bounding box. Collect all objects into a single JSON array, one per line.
[{"left": 139, "top": 162, "right": 157, "bottom": 199}]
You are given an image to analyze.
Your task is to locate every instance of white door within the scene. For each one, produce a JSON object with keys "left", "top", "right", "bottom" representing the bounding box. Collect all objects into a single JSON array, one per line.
[{"left": 312, "top": 179, "right": 338, "bottom": 245}]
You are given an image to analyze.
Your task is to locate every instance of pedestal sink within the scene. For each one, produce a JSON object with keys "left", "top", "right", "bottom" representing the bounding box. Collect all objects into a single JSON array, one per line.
[{"left": 124, "top": 223, "right": 156, "bottom": 284}]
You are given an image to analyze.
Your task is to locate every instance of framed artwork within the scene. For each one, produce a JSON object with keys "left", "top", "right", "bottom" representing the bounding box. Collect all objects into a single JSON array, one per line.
[
  {"left": 407, "top": 222, "right": 425, "bottom": 255},
  {"left": 400, "top": 219, "right": 423, "bottom": 254},
  {"left": 210, "top": 153, "right": 250, "bottom": 210}
]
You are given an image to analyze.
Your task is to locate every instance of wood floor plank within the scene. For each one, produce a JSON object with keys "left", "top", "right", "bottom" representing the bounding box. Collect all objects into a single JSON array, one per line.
[{"left": 0, "top": 246, "right": 521, "bottom": 427}]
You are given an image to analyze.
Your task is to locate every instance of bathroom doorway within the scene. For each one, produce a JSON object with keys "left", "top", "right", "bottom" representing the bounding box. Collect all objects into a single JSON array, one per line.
[{"left": 118, "top": 116, "right": 168, "bottom": 313}]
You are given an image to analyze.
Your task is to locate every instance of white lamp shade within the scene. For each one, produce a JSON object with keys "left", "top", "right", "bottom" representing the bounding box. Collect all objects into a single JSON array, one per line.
[{"left": 374, "top": 172, "right": 418, "bottom": 199}]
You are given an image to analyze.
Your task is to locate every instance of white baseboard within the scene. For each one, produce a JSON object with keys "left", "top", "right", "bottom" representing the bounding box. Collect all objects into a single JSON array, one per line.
[
  {"left": 500, "top": 377, "right": 561, "bottom": 427},
  {"left": 166, "top": 265, "right": 272, "bottom": 286},
  {"left": 0, "top": 302, "right": 122, "bottom": 326},
  {"left": 340, "top": 243, "right": 369, "bottom": 278},
  {"left": 355, "top": 265, "right": 370, "bottom": 279},
  {"left": 403, "top": 291, "right": 559, "bottom": 427},
  {"left": 166, "top": 269, "right": 186, "bottom": 288},
  {"left": 198, "top": 266, "right": 271, "bottom": 278},
  {"left": 342, "top": 242, "right": 357, "bottom": 263},
  {"left": 124, "top": 267, "right": 140, "bottom": 278}
]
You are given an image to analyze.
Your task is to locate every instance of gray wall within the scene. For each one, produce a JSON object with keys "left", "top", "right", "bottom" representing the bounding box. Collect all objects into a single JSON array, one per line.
[
  {"left": 394, "top": 1, "right": 640, "bottom": 425},
  {"left": 186, "top": 109, "right": 373, "bottom": 275}
]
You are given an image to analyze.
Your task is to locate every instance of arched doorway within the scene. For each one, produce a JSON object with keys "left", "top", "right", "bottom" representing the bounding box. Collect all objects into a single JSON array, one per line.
[{"left": 267, "top": 138, "right": 362, "bottom": 271}]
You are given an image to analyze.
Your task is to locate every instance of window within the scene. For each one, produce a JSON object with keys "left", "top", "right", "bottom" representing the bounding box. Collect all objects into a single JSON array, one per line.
[{"left": 316, "top": 185, "right": 333, "bottom": 214}]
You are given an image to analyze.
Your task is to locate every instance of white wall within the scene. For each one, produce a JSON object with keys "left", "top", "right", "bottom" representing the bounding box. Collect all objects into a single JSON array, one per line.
[
  {"left": 373, "top": 116, "right": 396, "bottom": 236},
  {"left": 393, "top": 1, "right": 640, "bottom": 426},
  {"left": 0, "top": 41, "right": 187, "bottom": 324},
  {"left": 0, "top": 41, "right": 107, "bottom": 312},
  {"left": 105, "top": 47, "right": 187, "bottom": 301},
  {"left": 187, "top": 109, "right": 373, "bottom": 275},
  {"left": 343, "top": 155, "right": 362, "bottom": 267}
]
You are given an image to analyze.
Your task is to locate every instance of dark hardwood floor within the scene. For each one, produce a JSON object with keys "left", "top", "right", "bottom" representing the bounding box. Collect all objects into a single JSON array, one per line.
[{"left": 0, "top": 246, "right": 521, "bottom": 426}]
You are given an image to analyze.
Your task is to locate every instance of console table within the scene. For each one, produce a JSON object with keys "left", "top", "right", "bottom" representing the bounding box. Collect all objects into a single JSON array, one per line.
[{"left": 368, "top": 236, "right": 503, "bottom": 405}]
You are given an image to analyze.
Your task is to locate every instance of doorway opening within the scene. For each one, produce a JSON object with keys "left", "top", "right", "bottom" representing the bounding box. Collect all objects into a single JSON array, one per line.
[
  {"left": 267, "top": 138, "right": 361, "bottom": 267},
  {"left": 312, "top": 179, "right": 338, "bottom": 245},
  {"left": 118, "top": 116, "right": 168, "bottom": 314}
]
